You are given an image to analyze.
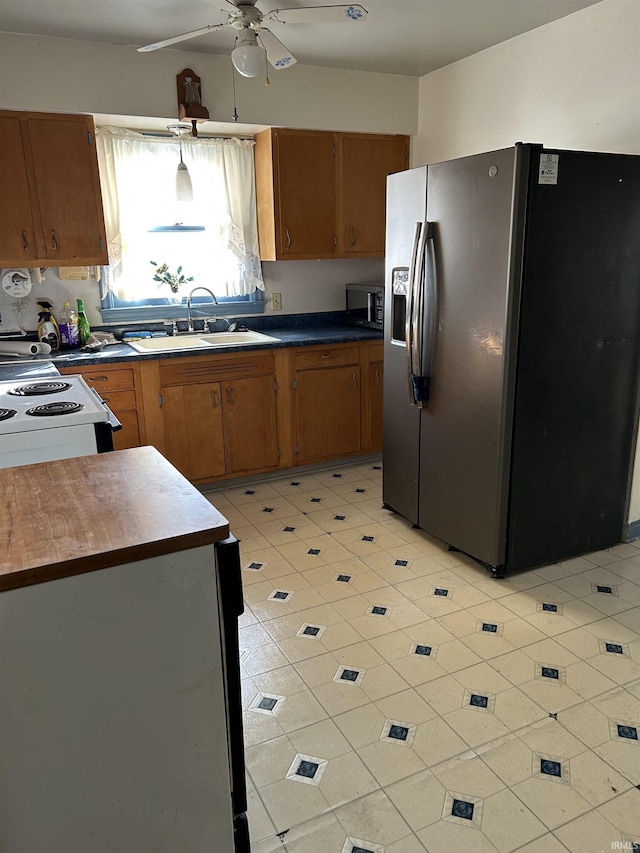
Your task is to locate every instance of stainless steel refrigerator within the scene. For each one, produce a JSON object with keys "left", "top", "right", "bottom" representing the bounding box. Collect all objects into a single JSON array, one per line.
[{"left": 383, "top": 144, "right": 640, "bottom": 577}]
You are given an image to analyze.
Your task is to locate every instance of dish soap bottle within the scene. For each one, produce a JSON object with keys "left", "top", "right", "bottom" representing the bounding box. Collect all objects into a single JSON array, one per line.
[
  {"left": 76, "top": 298, "right": 91, "bottom": 346},
  {"left": 36, "top": 300, "right": 61, "bottom": 352},
  {"left": 58, "top": 301, "right": 80, "bottom": 350}
]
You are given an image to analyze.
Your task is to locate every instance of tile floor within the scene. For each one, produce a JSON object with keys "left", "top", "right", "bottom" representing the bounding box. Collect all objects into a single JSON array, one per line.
[{"left": 205, "top": 459, "right": 640, "bottom": 853}]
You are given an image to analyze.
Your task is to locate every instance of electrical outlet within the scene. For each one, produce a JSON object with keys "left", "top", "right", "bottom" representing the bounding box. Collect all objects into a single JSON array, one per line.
[{"left": 272, "top": 292, "right": 282, "bottom": 311}]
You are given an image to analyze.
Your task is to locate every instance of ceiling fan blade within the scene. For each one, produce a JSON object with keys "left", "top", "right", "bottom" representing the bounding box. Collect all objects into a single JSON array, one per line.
[
  {"left": 257, "top": 28, "right": 297, "bottom": 69},
  {"left": 137, "top": 23, "right": 226, "bottom": 52},
  {"left": 265, "top": 4, "right": 367, "bottom": 25}
]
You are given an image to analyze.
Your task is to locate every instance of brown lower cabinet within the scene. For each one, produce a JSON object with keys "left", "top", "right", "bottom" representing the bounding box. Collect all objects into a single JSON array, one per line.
[
  {"left": 60, "top": 362, "right": 145, "bottom": 451},
  {"left": 162, "top": 382, "right": 226, "bottom": 482},
  {"left": 368, "top": 359, "right": 384, "bottom": 452},
  {"left": 100, "top": 340, "right": 382, "bottom": 484},
  {"left": 292, "top": 342, "right": 363, "bottom": 464},
  {"left": 144, "top": 352, "right": 280, "bottom": 484},
  {"left": 161, "top": 373, "right": 280, "bottom": 483}
]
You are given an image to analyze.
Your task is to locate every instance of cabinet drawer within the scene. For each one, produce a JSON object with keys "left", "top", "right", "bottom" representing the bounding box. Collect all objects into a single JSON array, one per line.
[
  {"left": 159, "top": 352, "right": 275, "bottom": 386},
  {"left": 63, "top": 367, "right": 135, "bottom": 392},
  {"left": 293, "top": 346, "right": 359, "bottom": 370},
  {"left": 369, "top": 342, "right": 384, "bottom": 362},
  {"left": 97, "top": 389, "right": 136, "bottom": 412}
]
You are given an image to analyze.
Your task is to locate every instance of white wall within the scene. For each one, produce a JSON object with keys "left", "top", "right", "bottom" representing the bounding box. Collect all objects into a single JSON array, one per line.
[
  {"left": 415, "top": 0, "right": 639, "bottom": 165},
  {"left": 413, "top": 0, "right": 640, "bottom": 529},
  {"left": 0, "top": 33, "right": 418, "bottom": 135},
  {"left": 262, "top": 259, "right": 383, "bottom": 315}
]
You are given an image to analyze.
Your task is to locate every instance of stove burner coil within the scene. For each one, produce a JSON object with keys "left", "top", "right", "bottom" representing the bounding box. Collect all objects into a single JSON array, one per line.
[
  {"left": 0, "top": 407, "right": 17, "bottom": 421},
  {"left": 9, "top": 381, "right": 73, "bottom": 397},
  {"left": 26, "top": 401, "right": 85, "bottom": 417}
]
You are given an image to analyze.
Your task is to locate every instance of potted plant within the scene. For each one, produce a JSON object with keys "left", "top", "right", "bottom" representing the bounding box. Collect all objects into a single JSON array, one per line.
[{"left": 150, "top": 261, "right": 194, "bottom": 300}]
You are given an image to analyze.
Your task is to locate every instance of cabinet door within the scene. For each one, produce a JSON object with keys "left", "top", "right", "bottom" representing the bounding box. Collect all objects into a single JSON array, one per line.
[
  {"left": 222, "top": 375, "right": 278, "bottom": 475},
  {"left": 295, "top": 365, "right": 361, "bottom": 463},
  {"left": 275, "top": 129, "right": 339, "bottom": 258},
  {"left": 162, "top": 383, "right": 225, "bottom": 482},
  {"left": 368, "top": 361, "right": 384, "bottom": 451},
  {"left": 342, "top": 134, "right": 408, "bottom": 256},
  {"left": 27, "top": 116, "right": 107, "bottom": 264},
  {"left": 0, "top": 117, "right": 38, "bottom": 262},
  {"left": 111, "top": 408, "right": 141, "bottom": 451}
]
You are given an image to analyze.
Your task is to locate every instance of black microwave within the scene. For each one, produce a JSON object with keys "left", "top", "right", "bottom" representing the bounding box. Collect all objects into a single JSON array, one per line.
[{"left": 345, "top": 283, "right": 385, "bottom": 330}]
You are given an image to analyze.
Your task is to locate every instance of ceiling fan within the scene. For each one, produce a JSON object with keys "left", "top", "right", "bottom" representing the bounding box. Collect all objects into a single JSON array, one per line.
[{"left": 137, "top": 1, "right": 368, "bottom": 78}]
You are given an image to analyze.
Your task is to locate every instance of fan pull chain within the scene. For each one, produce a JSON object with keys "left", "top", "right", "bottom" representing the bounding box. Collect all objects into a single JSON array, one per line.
[{"left": 232, "top": 64, "right": 239, "bottom": 121}]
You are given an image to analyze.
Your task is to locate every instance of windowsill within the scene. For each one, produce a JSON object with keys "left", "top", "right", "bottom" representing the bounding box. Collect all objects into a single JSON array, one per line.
[{"left": 100, "top": 292, "right": 265, "bottom": 324}]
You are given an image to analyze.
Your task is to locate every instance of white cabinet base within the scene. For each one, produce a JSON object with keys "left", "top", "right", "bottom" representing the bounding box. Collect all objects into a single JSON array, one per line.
[{"left": 0, "top": 545, "right": 235, "bottom": 853}]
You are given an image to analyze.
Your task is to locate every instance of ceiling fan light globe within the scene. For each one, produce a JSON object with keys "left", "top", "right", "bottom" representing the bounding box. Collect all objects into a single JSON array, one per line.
[{"left": 232, "top": 43, "right": 266, "bottom": 77}]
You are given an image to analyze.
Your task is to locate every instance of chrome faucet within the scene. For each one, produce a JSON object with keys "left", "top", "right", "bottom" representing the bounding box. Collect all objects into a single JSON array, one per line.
[{"left": 186, "top": 287, "right": 218, "bottom": 333}]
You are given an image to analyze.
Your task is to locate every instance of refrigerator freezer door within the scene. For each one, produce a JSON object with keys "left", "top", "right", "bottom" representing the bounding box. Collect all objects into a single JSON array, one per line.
[
  {"left": 507, "top": 149, "right": 640, "bottom": 569},
  {"left": 383, "top": 166, "right": 428, "bottom": 523},
  {"left": 418, "top": 148, "right": 519, "bottom": 566}
]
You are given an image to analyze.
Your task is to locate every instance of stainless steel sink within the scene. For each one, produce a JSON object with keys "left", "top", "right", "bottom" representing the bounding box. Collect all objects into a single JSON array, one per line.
[{"left": 126, "top": 330, "right": 280, "bottom": 354}]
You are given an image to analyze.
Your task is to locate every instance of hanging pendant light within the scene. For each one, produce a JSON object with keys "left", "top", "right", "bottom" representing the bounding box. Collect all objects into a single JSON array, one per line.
[
  {"left": 148, "top": 124, "right": 205, "bottom": 232},
  {"left": 169, "top": 124, "right": 193, "bottom": 202}
]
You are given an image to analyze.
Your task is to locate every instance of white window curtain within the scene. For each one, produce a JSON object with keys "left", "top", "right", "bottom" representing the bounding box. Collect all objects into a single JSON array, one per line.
[{"left": 96, "top": 126, "right": 263, "bottom": 301}]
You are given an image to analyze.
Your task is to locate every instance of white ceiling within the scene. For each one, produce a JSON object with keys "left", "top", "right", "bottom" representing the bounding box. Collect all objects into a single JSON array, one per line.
[{"left": 1, "top": 0, "right": 602, "bottom": 78}]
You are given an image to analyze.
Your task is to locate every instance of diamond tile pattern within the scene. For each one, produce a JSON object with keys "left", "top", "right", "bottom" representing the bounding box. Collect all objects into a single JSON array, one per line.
[{"left": 205, "top": 460, "right": 640, "bottom": 852}]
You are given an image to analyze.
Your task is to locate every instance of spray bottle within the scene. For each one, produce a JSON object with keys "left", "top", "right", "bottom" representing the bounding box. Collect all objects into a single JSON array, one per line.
[{"left": 36, "top": 300, "right": 61, "bottom": 352}]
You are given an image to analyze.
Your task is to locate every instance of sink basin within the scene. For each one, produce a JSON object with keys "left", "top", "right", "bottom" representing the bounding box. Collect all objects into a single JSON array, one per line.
[{"left": 126, "top": 330, "right": 280, "bottom": 354}]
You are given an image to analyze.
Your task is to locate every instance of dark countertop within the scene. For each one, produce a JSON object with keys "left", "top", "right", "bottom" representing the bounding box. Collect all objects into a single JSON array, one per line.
[
  {"left": 51, "top": 323, "right": 383, "bottom": 368},
  {"left": 0, "top": 314, "right": 382, "bottom": 373}
]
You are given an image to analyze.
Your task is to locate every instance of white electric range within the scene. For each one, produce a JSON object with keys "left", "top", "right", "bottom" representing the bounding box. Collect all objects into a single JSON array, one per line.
[{"left": 0, "top": 373, "right": 118, "bottom": 469}]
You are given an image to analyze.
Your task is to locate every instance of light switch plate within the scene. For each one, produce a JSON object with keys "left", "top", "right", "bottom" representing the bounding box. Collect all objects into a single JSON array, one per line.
[{"left": 272, "top": 292, "right": 282, "bottom": 311}]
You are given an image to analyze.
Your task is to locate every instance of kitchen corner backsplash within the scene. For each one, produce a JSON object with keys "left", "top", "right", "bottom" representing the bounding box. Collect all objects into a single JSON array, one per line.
[
  {"left": 0, "top": 257, "right": 384, "bottom": 335},
  {"left": 0, "top": 267, "right": 101, "bottom": 335},
  {"left": 261, "top": 258, "right": 384, "bottom": 315}
]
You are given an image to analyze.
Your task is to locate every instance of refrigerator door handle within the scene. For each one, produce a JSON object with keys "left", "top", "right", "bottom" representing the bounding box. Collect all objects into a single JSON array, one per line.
[
  {"left": 406, "top": 221, "right": 422, "bottom": 403},
  {"left": 415, "top": 221, "right": 436, "bottom": 406},
  {"left": 409, "top": 221, "right": 429, "bottom": 406}
]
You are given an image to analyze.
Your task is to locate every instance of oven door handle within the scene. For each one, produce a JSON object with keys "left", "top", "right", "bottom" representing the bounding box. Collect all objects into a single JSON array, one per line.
[
  {"left": 88, "top": 385, "right": 122, "bottom": 432},
  {"left": 106, "top": 408, "right": 122, "bottom": 432}
]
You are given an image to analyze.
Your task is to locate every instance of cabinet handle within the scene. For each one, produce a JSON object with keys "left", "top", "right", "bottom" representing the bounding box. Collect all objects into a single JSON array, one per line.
[
  {"left": 286, "top": 229, "right": 291, "bottom": 248},
  {"left": 352, "top": 373, "right": 358, "bottom": 389},
  {"left": 87, "top": 375, "right": 108, "bottom": 382},
  {"left": 50, "top": 230, "right": 58, "bottom": 251},
  {"left": 226, "top": 387, "right": 234, "bottom": 404},
  {"left": 102, "top": 396, "right": 110, "bottom": 403},
  {"left": 22, "top": 230, "right": 29, "bottom": 251},
  {"left": 374, "top": 369, "right": 380, "bottom": 386},
  {"left": 321, "top": 353, "right": 336, "bottom": 360},
  {"left": 350, "top": 227, "right": 355, "bottom": 246},
  {"left": 211, "top": 389, "right": 219, "bottom": 408}
]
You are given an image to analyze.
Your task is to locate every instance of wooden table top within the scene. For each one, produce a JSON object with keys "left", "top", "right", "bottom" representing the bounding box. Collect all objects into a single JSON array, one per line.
[{"left": 0, "top": 446, "right": 230, "bottom": 592}]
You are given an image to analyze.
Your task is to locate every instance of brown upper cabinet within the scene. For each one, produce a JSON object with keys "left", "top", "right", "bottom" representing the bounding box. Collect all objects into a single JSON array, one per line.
[
  {"left": 0, "top": 111, "right": 108, "bottom": 268},
  {"left": 254, "top": 127, "right": 409, "bottom": 261}
]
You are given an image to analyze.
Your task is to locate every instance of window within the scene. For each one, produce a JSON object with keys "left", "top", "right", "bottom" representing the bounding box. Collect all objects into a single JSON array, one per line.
[{"left": 96, "top": 126, "right": 264, "bottom": 322}]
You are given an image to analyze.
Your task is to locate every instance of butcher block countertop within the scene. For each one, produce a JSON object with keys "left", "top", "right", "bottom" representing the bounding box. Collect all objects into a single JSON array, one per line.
[{"left": 0, "top": 446, "right": 230, "bottom": 593}]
